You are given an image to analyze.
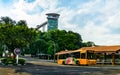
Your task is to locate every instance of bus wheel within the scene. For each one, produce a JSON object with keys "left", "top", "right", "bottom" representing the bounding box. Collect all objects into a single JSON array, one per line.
[
  {"left": 76, "top": 61, "right": 80, "bottom": 65},
  {"left": 62, "top": 61, "right": 65, "bottom": 65}
]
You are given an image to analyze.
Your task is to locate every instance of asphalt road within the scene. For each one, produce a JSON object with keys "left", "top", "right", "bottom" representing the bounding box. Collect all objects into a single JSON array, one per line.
[
  {"left": 0, "top": 56, "right": 120, "bottom": 75},
  {"left": 1, "top": 63, "right": 120, "bottom": 75},
  {"left": 0, "top": 63, "right": 106, "bottom": 75}
]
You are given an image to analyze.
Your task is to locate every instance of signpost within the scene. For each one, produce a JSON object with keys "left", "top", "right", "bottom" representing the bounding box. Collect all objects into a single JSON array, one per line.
[{"left": 14, "top": 48, "right": 21, "bottom": 65}]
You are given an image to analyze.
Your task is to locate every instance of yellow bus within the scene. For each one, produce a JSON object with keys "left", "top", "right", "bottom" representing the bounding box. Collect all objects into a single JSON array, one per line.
[{"left": 55, "top": 49, "right": 96, "bottom": 65}]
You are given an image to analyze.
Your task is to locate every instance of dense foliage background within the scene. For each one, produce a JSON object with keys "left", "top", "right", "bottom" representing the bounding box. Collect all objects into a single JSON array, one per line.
[{"left": 0, "top": 16, "right": 95, "bottom": 58}]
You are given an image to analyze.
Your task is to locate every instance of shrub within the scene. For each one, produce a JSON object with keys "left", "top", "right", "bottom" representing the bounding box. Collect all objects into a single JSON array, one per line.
[
  {"left": 18, "top": 59, "right": 26, "bottom": 65},
  {"left": 1, "top": 58, "right": 26, "bottom": 65},
  {"left": 1, "top": 58, "right": 7, "bottom": 65}
]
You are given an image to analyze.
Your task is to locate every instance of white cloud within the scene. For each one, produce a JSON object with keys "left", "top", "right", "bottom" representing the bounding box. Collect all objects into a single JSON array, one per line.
[
  {"left": 58, "top": 0, "right": 120, "bottom": 45},
  {"left": 76, "top": 0, "right": 120, "bottom": 45},
  {"left": 0, "top": 1, "right": 12, "bottom": 17},
  {"left": 59, "top": 7, "right": 78, "bottom": 30},
  {"left": 100, "top": 0, "right": 120, "bottom": 28},
  {"left": 93, "top": 34, "right": 120, "bottom": 45},
  {"left": 104, "top": 12, "right": 120, "bottom": 29},
  {"left": 9, "top": 0, "right": 59, "bottom": 27},
  {"left": 9, "top": 0, "right": 66, "bottom": 29},
  {"left": 80, "top": 21, "right": 110, "bottom": 45},
  {"left": 0, "top": 0, "right": 120, "bottom": 45}
]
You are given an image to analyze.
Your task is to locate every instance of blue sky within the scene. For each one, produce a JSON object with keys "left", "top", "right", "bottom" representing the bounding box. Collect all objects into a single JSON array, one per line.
[{"left": 0, "top": 0, "right": 120, "bottom": 45}]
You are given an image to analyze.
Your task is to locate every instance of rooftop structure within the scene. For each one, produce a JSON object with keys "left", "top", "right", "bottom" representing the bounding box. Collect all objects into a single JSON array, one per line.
[
  {"left": 46, "top": 13, "right": 60, "bottom": 31},
  {"left": 36, "top": 13, "right": 60, "bottom": 32},
  {"left": 81, "top": 45, "right": 120, "bottom": 54}
]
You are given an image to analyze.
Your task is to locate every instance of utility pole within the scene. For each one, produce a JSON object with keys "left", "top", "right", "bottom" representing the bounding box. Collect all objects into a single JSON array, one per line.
[{"left": 53, "top": 42, "right": 56, "bottom": 62}]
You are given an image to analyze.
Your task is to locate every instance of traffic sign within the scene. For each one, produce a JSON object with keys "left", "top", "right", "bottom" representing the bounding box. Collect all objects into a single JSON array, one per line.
[{"left": 14, "top": 48, "right": 21, "bottom": 55}]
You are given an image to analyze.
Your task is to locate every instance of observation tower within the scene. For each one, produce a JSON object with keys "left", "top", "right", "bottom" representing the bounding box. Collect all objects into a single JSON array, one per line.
[{"left": 46, "top": 13, "right": 60, "bottom": 31}]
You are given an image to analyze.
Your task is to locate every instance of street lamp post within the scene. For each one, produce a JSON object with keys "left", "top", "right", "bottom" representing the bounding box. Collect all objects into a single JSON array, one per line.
[
  {"left": 53, "top": 42, "right": 56, "bottom": 62},
  {"left": 5, "top": 50, "right": 9, "bottom": 57}
]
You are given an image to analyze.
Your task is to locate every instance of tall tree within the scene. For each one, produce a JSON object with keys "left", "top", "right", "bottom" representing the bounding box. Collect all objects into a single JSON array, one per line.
[
  {"left": 16, "top": 20, "right": 27, "bottom": 26},
  {"left": 29, "top": 39, "right": 48, "bottom": 55},
  {"left": 40, "top": 30, "right": 83, "bottom": 54},
  {"left": 0, "top": 17, "right": 38, "bottom": 53},
  {"left": 0, "top": 16, "right": 16, "bottom": 25},
  {"left": 82, "top": 41, "right": 95, "bottom": 47}
]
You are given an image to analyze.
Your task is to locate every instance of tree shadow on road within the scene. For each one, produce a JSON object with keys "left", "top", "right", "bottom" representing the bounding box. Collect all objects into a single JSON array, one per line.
[{"left": 0, "top": 63, "right": 37, "bottom": 75}]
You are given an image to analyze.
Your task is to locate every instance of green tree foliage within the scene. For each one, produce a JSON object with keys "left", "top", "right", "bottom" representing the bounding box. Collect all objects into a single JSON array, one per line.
[
  {"left": 16, "top": 20, "right": 27, "bottom": 26},
  {"left": 0, "top": 16, "right": 96, "bottom": 57},
  {"left": 37, "top": 30, "right": 83, "bottom": 54},
  {"left": 28, "top": 29, "right": 84, "bottom": 55},
  {"left": 0, "top": 16, "right": 16, "bottom": 25},
  {"left": 0, "top": 17, "right": 38, "bottom": 53},
  {"left": 82, "top": 41, "right": 95, "bottom": 47},
  {"left": 47, "top": 40, "right": 54, "bottom": 55},
  {"left": 29, "top": 39, "right": 47, "bottom": 55}
]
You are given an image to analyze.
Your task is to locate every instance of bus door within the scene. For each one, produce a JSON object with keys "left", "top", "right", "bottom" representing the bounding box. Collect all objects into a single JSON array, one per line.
[
  {"left": 80, "top": 51, "right": 88, "bottom": 65},
  {"left": 87, "top": 50, "right": 96, "bottom": 65}
]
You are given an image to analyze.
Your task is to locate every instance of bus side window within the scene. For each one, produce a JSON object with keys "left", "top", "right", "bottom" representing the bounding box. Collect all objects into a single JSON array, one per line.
[
  {"left": 81, "top": 53, "right": 86, "bottom": 59},
  {"left": 59, "top": 54, "right": 70, "bottom": 59},
  {"left": 59, "top": 54, "right": 65, "bottom": 59},
  {"left": 73, "top": 52, "right": 80, "bottom": 58}
]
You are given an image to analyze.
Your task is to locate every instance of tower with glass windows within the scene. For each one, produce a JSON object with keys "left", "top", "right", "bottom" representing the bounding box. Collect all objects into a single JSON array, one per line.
[{"left": 46, "top": 13, "right": 60, "bottom": 31}]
